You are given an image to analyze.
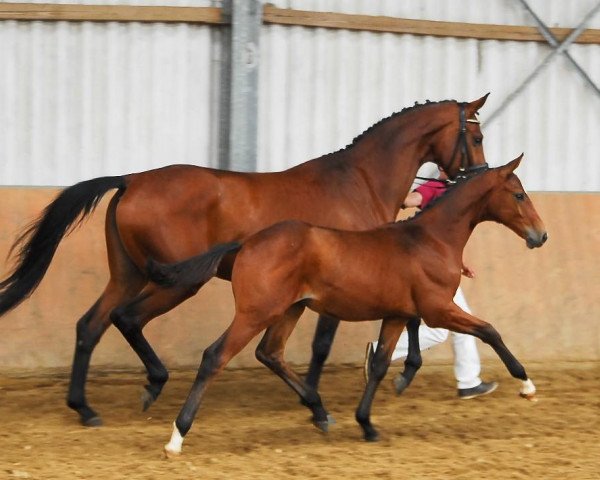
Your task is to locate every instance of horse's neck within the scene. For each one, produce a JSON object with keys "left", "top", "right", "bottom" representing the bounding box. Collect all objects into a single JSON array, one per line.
[{"left": 342, "top": 113, "right": 438, "bottom": 217}]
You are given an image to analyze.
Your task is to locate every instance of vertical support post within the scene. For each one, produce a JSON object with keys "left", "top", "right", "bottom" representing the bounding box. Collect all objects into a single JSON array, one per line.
[{"left": 219, "top": 0, "right": 261, "bottom": 171}]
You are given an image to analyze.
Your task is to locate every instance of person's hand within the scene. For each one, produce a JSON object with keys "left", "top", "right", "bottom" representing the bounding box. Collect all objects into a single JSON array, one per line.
[{"left": 461, "top": 264, "right": 475, "bottom": 278}]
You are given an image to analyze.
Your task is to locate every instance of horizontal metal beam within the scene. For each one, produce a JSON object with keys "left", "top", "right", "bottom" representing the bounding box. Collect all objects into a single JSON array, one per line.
[
  {"left": 0, "top": 3, "right": 223, "bottom": 24},
  {"left": 0, "top": 3, "right": 600, "bottom": 45},
  {"left": 262, "top": 6, "right": 600, "bottom": 44}
]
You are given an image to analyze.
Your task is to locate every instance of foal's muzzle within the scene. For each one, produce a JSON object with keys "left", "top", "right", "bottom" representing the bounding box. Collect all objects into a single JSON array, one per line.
[{"left": 526, "top": 230, "right": 548, "bottom": 249}]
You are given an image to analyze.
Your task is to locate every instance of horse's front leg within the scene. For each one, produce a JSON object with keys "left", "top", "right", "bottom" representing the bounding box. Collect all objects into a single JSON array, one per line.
[
  {"left": 424, "top": 304, "right": 537, "bottom": 401},
  {"left": 304, "top": 314, "right": 341, "bottom": 391},
  {"left": 356, "top": 317, "right": 407, "bottom": 441}
]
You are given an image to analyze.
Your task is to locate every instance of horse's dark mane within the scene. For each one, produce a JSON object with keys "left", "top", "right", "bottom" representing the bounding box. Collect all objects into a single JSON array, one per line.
[{"left": 322, "top": 99, "right": 458, "bottom": 159}]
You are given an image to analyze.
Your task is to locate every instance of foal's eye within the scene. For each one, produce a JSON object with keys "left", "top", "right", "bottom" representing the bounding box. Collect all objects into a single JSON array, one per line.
[
  {"left": 514, "top": 192, "right": 526, "bottom": 201},
  {"left": 473, "top": 137, "right": 483, "bottom": 146}
]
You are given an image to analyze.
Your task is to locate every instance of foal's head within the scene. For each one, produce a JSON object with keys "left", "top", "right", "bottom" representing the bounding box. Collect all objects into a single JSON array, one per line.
[
  {"left": 484, "top": 155, "right": 547, "bottom": 249},
  {"left": 428, "top": 94, "right": 490, "bottom": 179}
]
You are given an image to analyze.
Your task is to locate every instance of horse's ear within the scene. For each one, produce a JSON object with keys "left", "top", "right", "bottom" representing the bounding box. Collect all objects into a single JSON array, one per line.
[
  {"left": 466, "top": 93, "right": 490, "bottom": 117},
  {"left": 499, "top": 153, "right": 523, "bottom": 177}
]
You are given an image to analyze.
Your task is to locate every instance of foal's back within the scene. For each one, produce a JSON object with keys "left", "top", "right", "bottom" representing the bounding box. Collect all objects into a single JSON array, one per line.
[{"left": 231, "top": 220, "right": 439, "bottom": 321}]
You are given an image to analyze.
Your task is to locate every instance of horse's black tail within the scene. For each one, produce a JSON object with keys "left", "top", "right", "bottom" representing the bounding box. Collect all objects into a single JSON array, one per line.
[
  {"left": 0, "top": 176, "right": 127, "bottom": 315},
  {"left": 147, "top": 242, "right": 242, "bottom": 289}
]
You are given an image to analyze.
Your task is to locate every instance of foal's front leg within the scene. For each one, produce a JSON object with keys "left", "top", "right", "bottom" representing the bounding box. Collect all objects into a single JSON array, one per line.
[
  {"left": 424, "top": 303, "right": 537, "bottom": 401},
  {"left": 355, "top": 317, "right": 407, "bottom": 441}
]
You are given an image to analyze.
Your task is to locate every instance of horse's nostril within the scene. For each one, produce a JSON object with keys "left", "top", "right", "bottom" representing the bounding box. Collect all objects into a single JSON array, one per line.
[{"left": 542, "top": 232, "right": 548, "bottom": 243}]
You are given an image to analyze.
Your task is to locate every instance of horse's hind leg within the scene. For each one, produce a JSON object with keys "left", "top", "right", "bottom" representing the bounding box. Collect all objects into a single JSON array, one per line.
[
  {"left": 255, "top": 306, "right": 333, "bottom": 431},
  {"left": 109, "top": 283, "right": 200, "bottom": 410},
  {"left": 356, "top": 317, "right": 406, "bottom": 442},
  {"left": 67, "top": 196, "right": 146, "bottom": 426},
  {"left": 164, "top": 312, "right": 266, "bottom": 456},
  {"left": 393, "top": 317, "right": 423, "bottom": 395},
  {"left": 67, "top": 278, "right": 145, "bottom": 426},
  {"left": 304, "top": 314, "right": 340, "bottom": 391}
]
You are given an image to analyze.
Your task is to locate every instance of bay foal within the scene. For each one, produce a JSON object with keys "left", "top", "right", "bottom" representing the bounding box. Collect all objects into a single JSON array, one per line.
[{"left": 147, "top": 156, "right": 547, "bottom": 454}]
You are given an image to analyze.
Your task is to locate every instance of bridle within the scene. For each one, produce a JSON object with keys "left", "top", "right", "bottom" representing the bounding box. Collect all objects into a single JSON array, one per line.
[
  {"left": 413, "top": 102, "right": 489, "bottom": 187},
  {"left": 450, "top": 102, "right": 488, "bottom": 181}
]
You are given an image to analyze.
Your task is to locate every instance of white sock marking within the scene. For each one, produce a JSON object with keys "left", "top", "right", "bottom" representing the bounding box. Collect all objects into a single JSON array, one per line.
[{"left": 164, "top": 422, "right": 184, "bottom": 455}]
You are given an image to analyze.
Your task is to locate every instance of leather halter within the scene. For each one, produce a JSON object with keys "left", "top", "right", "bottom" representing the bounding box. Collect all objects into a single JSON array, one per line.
[{"left": 451, "top": 103, "right": 488, "bottom": 180}]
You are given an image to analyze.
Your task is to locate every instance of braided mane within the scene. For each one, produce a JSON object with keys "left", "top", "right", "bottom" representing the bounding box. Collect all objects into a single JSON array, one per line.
[{"left": 318, "top": 99, "right": 459, "bottom": 162}]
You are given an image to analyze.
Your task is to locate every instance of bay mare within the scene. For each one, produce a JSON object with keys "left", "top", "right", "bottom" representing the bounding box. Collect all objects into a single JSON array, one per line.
[
  {"left": 0, "top": 96, "right": 490, "bottom": 426},
  {"left": 146, "top": 156, "right": 547, "bottom": 454}
]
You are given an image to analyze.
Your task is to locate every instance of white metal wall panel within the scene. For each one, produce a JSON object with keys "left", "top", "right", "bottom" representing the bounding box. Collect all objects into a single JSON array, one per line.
[
  {"left": 259, "top": 1, "right": 600, "bottom": 191},
  {"left": 2, "top": 1, "right": 599, "bottom": 191},
  {"left": 0, "top": 9, "right": 218, "bottom": 186}
]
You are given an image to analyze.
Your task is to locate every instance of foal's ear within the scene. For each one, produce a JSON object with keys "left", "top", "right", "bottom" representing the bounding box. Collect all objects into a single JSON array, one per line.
[
  {"left": 499, "top": 153, "right": 524, "bottom": 177},
  {"left": 466, "top": 93, "right": 490, "bottom": 117}
]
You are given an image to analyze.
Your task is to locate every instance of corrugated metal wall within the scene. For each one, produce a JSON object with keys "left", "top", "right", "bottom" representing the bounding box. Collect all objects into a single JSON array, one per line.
[
  {"left": 259, "top": 0, "right": 600, "bottom": 191},
  {"left": 1, "top": 0, "right": 599, "bottom": 190},
  {"left": 0, "top": 0, "right": 218, "bottom": 186}
]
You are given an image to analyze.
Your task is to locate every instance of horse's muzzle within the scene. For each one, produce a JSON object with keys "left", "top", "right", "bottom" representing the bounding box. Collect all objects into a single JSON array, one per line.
[{"left": 526, "top": 231, "right": 548, "bottom": 249}]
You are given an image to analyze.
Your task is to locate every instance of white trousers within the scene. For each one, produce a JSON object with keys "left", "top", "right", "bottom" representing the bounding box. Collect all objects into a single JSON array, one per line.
[{"left": 373, "top": 287, "right": 482, "bottom": 389}]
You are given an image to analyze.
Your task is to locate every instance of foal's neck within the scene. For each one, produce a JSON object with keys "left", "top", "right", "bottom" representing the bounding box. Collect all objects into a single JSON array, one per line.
[{"left": 417, "top": 175, "right": 493, "bottom": 254}]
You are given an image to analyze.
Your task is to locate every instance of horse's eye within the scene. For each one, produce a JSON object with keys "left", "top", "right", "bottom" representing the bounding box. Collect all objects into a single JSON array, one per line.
[
  {"left": 473, "top": 137, "right": 483, "bottom": 146},
  {"left": 514, "top": 192, "right": 526, "bottom": 201}
]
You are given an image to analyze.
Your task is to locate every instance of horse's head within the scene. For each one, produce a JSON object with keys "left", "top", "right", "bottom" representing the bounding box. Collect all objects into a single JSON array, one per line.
[
  {"left": 429, "top": 94, "right": 490, "bottom": 179},
  {"left": 485, "top": 155, "right": 548, "bottom": 249}
]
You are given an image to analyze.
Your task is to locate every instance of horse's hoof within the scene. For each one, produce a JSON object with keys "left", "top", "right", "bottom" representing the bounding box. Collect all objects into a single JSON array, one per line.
[
  {"left": 364, "top": 431, "right": 379, "bottom": 442},
  {"left": 326, "top": 414, "right": 336, "bottom": 425},
  {"left": 81, "top": 416, "right": 103, "bottom": 427},
  {"left": 519, "top": 392, "right": 538, "bottom": 402},
  {"left": 393, "top": 374, "right": 409, "bottom": 395},
  {"left": 141, "top": 389, "right": 156, "bottom": 412}
]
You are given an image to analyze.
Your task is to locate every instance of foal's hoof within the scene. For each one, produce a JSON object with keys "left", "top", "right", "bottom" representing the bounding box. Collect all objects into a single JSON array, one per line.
[
  {"left": 163, "top": 445, "right": 181, "bottom": 459},
  {"left": 393, "top": 374, "right": 409, "bottom": 395},
  {"left": 81, "top": 416, "right": 103, "bottom": 427},
  {"left": 519, "top": 392, "right": 538, "bottom": 402}
]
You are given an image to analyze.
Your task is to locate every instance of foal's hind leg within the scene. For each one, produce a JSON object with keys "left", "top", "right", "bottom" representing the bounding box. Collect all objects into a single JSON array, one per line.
[
  {"left": 356, "top": 317, "right": 407, "bottom": 441},
  {"left": 110, "top": 283, "right": 201, "bottom": 411},
  {"left": 393, "top": 317, "right": 423, "bottom": 395},
  {"left": 164, "top": 312, "right": 267, "bottom": 456},
  {"left": 304, "top": 314, "right": 340, "bottom": 391},
  {"left": 255, "top": 306, "right": 333, "bottom": 431}
]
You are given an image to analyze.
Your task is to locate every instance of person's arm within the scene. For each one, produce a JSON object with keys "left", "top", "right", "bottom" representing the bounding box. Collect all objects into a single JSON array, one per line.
[{"left": 401, "top": 190, "right": 423, "bottom": 209}]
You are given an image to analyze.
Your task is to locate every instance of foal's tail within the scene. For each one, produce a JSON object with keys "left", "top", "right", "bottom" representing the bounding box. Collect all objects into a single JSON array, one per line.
[
  {"left": 147, "top": 242, "right": 242, "bottom": 289},
  {"left": 0, "top": 176, "right": 127, "bottom": 315}
]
